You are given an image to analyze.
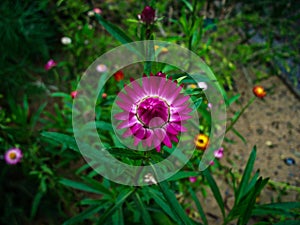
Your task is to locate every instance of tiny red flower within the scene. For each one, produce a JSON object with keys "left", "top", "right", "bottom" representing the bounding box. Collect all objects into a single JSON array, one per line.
[
  {"left": 253, "top": 85, "right": 266, "bottom": 98},
  {"left": 71, "top": 91, "right": 78, "bottom": 99},
  {"left": 114, "top": 70, "right": 124, "bottom": 82},
  {"left": 102, "top": 93, "right": 107, "bottom": 99}
]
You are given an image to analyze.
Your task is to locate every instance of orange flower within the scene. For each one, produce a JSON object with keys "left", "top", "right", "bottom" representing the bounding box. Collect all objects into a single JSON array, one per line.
[
  {"left": 252, "top": 85, "right": 266, "bottom": 98},
  {"left": 114, "top": 70, "right": 124, "bottom": 82},
  {"left": 194, "top": 134, "right": 209, "bottom": 150}
]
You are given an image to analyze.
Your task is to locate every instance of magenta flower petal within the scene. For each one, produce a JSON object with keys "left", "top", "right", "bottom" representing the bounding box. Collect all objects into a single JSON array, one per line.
[
  {"left": 4, "top": 148, "right": 23, "bottom": 165},
  {"left": 114, "top": 75, "right": 192, "bottom": 150}
]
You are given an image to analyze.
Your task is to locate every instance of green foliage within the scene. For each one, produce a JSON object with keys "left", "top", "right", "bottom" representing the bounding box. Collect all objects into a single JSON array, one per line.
[
  {"left": 1, "top": 1, "right": 300, "bottom": 225},
  {"left": 0, "top": 0, "right": 57, "bottom": 95}
]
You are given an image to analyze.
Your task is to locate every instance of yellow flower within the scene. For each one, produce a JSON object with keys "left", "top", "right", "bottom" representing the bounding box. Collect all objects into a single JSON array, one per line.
[
  {"left": 154, "top": 45, "right": 168, "bottom": 54},
  {"left": 194, "top": 134, "right": 209, "bottom": 150}
]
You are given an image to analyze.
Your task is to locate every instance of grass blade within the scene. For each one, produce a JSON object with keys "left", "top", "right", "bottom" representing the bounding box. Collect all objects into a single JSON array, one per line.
[{"left": 202, "top": 169, "right": 225, "bottom": 218}]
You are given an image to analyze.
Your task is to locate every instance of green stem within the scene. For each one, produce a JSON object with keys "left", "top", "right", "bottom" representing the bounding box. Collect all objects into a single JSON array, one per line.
[{"left": 226, "top": 96, "right": 256, "bottom": 133}]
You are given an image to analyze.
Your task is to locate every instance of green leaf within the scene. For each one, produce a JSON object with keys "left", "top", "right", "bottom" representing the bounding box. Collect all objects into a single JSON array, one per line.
[
  {"left": 41, "top": 132, "right": 78, "bottom": 152},
  {"left": 189, "top": 188, "right": 208, "bottom": 225},
  {"left": 134, "top": 192, "right": 153, "bottom": 225},
  {"left": 146, "top": 188, "right": 179, "bottom": 221},
  {"left": 231, "top": 128, "right": 247, "bottom": 145},
  {"left": 159, "top": 181, "right": 193, "bottom": 225},
  {"left": 96, "top": 188, "right": 134, "bottom": 225},
  {"left": 236, "top": 146, "right": 257, "bottom": 203},
  {"left": 30, "top": 102, "right": 47, "bottom": 130},
  {"left": 30, "top": 191, "right": 44, "bottom": 219},
  {"left": 60, "top": 178, "right": 106, "bottom": 195},
  {"left": 272, "top": 220, "right": 300, "bottom": 225},
  {"left": 63, "top": 205, "right": 103, "bottom": 225},
  {"left": 95, "top": 14, "right": 133, "bottom": 44},
  {"left": 51, "top": 92, "right": 71, "bottom": 98},
  {"left": 202, "top": 169, "right": 225, "bottom": 218},
  {"left": 227, "top": 94, "right": 241, "bottom": 106},
  {"left": 237, "top": 177, "right": 269, "bottom": 225},
  {"left": 112, "top": 207, "right": 124, "bottom": 225},
  {"left": 167, "top": 171, "right": 199, "bottom": 182},
  {"left": 181, "top": 0, "right": 193, "bottom": 11}
]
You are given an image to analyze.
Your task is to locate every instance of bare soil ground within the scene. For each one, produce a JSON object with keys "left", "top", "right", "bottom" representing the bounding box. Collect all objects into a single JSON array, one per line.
[{"left": 196, "top": 75, "right": 300, "bottom": 224}]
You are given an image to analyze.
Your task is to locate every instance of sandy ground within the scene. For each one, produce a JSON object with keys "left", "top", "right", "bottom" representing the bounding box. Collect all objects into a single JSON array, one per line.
[{"left": 195, "top": 75, "right": 300, "bottom": 224}]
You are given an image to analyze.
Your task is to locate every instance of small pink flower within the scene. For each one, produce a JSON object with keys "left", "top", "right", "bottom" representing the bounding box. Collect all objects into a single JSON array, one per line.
[
  {"left": 93, "top": 8, "right": 102, "bottom": 14},
  {"left": 208, "top": 103, "right": 213, "bottom": 109},
  {"left": 214, "top": 147, "right": 224, "bottom": 159},
  {"left": 4, "top": 148, "right": 23, "bottom": 165},
  {"left": 96, "top": 64, "right": 107, "bottom": 73},
  {"left": 209, "top": 160, "right": 215, "bottom": 165},
  {"left": 71, "top": 91, "right": 78, "bottom": 99},
  {"left": 44, "top": 59, "right": 57, "bottom": 71},
  {"left": 189, "top": 176, "right": 197, "bottom": 183},
  {"left": 102, "top": 93, "right": 107, "bottom": 99}
]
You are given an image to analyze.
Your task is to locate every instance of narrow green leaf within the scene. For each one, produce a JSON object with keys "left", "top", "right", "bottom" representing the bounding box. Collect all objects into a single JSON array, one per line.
[
  {"left": 30, "top": 102, "right": 47, "bottom": 130},
  {"left": 60, "top": 178, "right": 104, "bottom": 195},
  {"left": 96, "top": 188, "right": 134, "bottom": 225},
  {"left": 134, "top": 192, "right": 153, "bottom": 225},
  {"left": 95, "top": 14, "right": 133, "bottom": 44},
  {"left": 63, "top": 205, "right": 102, "bottom": 225},
  {"left": 159, "top": 181, "right": 193, "bottom": 225},
  {"left": 167, "top": 171, "right": 199, "bottom": 182},
  {"left": 41, "top": 132, "right": 79, "bottom": 152},
  {"left": 82, "top": 177, "right": 113, "bottom": 197},
  {"left": 202, "top": 169, "right": 225, "bottom": 218},
  {"left": 181, "top": 0, "right": 193, "bottom": 11},
  {"left": 112, "top": 207, "right": 124, "bottom": 225},
  {"left": 30, "top": 191, "right": 44, "bottom": 219},
  {"left": 227, "top": 94, "right": 241, "bottom": 106},
  {"left": 147, "top": 188, "right": 179, "bottom": 221},
  {"left": 51, "top": 92, "right": 71, "bottom": 98},
  {"left": 273, "top": 221, "right": 300, "bottom": 225},
  {"left": 189, "top": 188, "right": 208, "bottom": 225},
  {"left": 236, "top": 146, "right": 257, "bottom": 203},
  {"left": 231, "top": 128, "right": 247, "bottom": 145}
]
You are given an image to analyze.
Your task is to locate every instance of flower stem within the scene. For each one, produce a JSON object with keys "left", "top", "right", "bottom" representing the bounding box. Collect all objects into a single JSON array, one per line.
[{"left": 225, "top": 96, "right": 256, "bottom": 133}]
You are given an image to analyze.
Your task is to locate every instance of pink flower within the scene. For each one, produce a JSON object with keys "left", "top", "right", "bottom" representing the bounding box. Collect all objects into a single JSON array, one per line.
[
  {"left": 4, "top": 148, "right": 23, "bottom": 165},
  {"left": 71, "top": 91, "right": 78, "bottom": 99},
  {"left": 44, "top": 59, "right": 57, "bottom": 71},
  {"left": 189, "top": 176, "right": 197, "bottom": 183},
  {"left": 102, "top": 93, "right": 107, "bottom": 99},
  {"left": 208, "top": 103, "right": 212, "bottom": 109},
  {"left": 93, "top": 8, "right": 102, "bottom": 14},
  {"left": 114, "top": 72, "right": 192, "bottom": 152},
  {"left": 214, "top": 147, "right": 224, "bottom": 159}
]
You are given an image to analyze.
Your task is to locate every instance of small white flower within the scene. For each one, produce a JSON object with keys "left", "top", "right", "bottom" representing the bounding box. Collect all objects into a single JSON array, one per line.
[
  {"left": 96, "top": 64, "right": 107, "bottom": 73},
  {"left": 61, "top": 37, "right": 72, "bottom": 45},
  {"left": 144, "top": 173, "right": 157, "bottom": 185},
  {"left": 197, "top": 82, "right": 208, "bottom": 90},
  {"left": 87, "top": 10, "right": 95, "bottom": 17}
]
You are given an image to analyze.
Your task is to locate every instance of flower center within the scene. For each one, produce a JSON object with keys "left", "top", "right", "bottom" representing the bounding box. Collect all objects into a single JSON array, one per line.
[
  {"left": 136, "top": 96, "right": 170, "bottom": 128},
  {"left": 9, "top": 152, "right": 17, "bottom": 160}
]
